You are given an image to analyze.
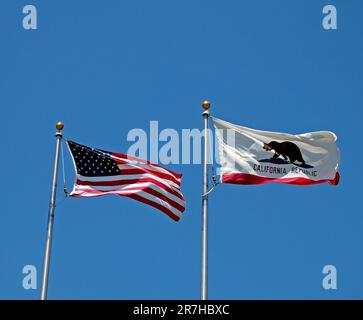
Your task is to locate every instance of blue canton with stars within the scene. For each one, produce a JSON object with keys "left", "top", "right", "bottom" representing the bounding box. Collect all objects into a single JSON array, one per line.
[{"left": 67, "top": 141, "right": 120, "bottom": 177}]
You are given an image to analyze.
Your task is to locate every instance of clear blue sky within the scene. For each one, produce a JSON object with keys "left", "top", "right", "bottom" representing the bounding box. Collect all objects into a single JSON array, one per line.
[{"left": 1, "top": 0, "right": 362, "bottom": 299}]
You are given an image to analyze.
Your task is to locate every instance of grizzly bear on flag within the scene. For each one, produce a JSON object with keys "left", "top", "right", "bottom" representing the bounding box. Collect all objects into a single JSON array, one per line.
[{"left": 263, "top": 141, "right": 306, "bottom": 166}]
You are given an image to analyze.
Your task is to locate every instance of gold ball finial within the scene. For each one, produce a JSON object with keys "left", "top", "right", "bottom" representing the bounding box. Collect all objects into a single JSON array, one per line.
[
  {"left": 202, "top": 100, "right": 211, "bottom": 110},
  {"left": 56, "top": 121, "right": 64, "bottom": 131}
]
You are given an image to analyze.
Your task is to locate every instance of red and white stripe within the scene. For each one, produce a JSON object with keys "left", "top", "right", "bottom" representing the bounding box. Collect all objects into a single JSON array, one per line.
[{"left": 70, "top": 152, "right": 186, "bottom": 221}]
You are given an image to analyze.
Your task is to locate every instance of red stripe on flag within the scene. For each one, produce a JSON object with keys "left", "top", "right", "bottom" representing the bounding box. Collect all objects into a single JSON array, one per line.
[
  {"left": 75, "top": 184, "right": 185, "bottom": 212},
  {"left": 111, "top": 152, "right": 182, "bottom": 179},
  {"left": 116, "top": 168, "right": 181, "bottom": 186},
  {"left": 125, "top": 193, "right": 181, "bottom": 222},
  {"left": 76, "top": 178, "right": 184, "bottom": 200},
  {"left": 222, "top": 172, "right": 340, "bottom": 186},
  {"left": 99, "top": 185, "right": 185, "bottom": 212},
  {"left": 70, "top": 187, "right": 183, "bottom": 221}
]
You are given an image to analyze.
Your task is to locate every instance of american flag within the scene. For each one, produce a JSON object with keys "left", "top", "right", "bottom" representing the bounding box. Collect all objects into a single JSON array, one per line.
[{"left": 67, "top": 140, "right": 186, "bottom": 221}]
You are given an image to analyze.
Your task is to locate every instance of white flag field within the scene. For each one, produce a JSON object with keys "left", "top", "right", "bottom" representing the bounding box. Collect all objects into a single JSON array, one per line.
[{"left": 212, "top": 117, "right": 340, "bottom": 186}]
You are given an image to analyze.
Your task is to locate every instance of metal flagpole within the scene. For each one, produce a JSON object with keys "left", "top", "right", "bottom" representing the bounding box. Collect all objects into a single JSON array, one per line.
[
  {"left": 40, "top": 121, "right": 64, "bottom": 300},
  {"left": 201, "top": 100, "right": 210, "bottom": 300}
]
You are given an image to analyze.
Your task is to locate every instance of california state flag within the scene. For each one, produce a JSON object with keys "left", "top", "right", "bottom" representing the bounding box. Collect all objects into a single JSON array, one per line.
[{"left": 212, "top": 117, "right": 340, "bottom": 186}]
